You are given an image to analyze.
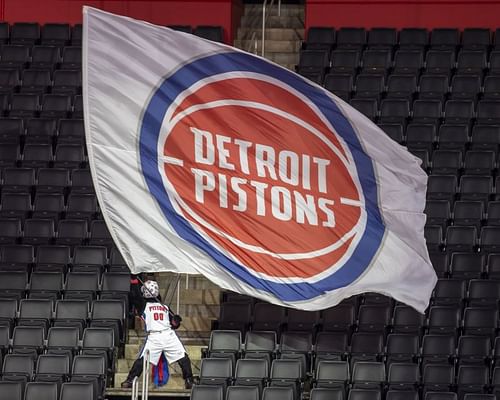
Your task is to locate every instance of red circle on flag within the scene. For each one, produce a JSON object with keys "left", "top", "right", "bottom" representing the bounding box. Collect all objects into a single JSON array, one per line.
[{"left": 162, "top": 76, "right": 363, "bottom": 279}]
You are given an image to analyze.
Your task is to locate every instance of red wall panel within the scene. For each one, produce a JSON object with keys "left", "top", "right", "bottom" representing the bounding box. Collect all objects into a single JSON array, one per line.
[
  {"left": 0, "top": 0, "right": 243, "bottom": 43},
  {"left": 306, "top": 0, "right": 500, "bottom": 30}
]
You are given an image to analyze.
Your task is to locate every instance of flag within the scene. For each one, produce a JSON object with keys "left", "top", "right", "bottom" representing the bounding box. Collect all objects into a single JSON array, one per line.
[
  {"left": 83, "top": 7, "right": 437, "bottom": 312},
  {"left": 152, "top": 353, "right": 169, "bottom": 387}
]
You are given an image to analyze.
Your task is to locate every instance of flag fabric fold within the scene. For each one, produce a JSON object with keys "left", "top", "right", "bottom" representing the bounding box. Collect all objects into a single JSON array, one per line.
[{"left": 83, "top": 6, "right": 437, "bottom": 312}]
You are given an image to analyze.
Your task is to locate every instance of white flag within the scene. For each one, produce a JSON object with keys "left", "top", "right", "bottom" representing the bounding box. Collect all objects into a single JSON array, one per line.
[{"left": 83, "top": 7, "right": 437, "bottom": 312}]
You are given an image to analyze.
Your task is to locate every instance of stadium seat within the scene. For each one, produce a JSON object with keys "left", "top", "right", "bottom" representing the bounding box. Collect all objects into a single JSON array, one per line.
[
  {"left": 0, "top": 381, "right": 23, "bottom": 400},
  {"left": 450, "top": 75, "right": 481, "bottom": 100},
  {"left": 59, "top": 382, "right": 94, "bottom": 400},
  {"left": 61, "top": 47, "right": 81, "bottom": 70},
  {"left": 438, "top": 123, "right": 470, "bottom": 151},
  {"left": 24, "top": 382, "right": 59, "bottom": 400},
  {"left": 430, "top": 28, "right": 460, "bottom": 50},
  {"left": 421, "top": 335, "right": 456, "bottom": 368},
  {"left": 355, "top": 74, "right": 385, "bottom": 99},
  {"left": 226, "top": 385, "right": 260, "bottom": 400},
  {"left": 349, "top": 333, "right": 384, "bottom": 365},
  {"left": 310, "top": 388, "right": 344, "bottom": 400},
  {"left": 336, "top": 27, "right": 366, "bottom": 50},
  {"left": 386, "top": 334, "right": 419, "bottom": 365},
  {"left": 34, "top": 353, "right": 70, "bottom": 384},
  {"left": 426, "top": 50, "right": 455, "bottom": 76},
  {"left": 457, "top": 336, "right": 491, "bottom": 366},
  {"left": 233, "top": 358, "right": 268, "bottom": 392},
  {"left": 462, "top": 307, "right": 497, "bottom": 337},
  {"left": 252, "top": 303, "right": 286, "bottom": 333},
  {"left": 31, "top": 46, "right": 62, "bottom": 70},
  {"left": 269, "top": 359, "right": 302, "bottom": 399},
  {"left": 449, "top": 252, "right": 485, "bottom": 279},
  {"left": 387, "top": 362, "right": 419, "bottom": 392},
  {"left": 457, "top": 365, "right": 489, "bottom": 399},
  {"left": 462, "top": 28, "right": 491, "bottom": 50},
  {"left": 399, "top": 28, "right": 428, "bottom": 49},
  {"left": 468, "top": 279, "right": 500, "bottom": 306},
  {"left": 54, "top": 299, "right": 89, "bottom": 336},
  {"left": 41, "top": 23, "right": 70, "bottom": 47},
  {"left": 306, "top": 27, "right": 335, "bottom": 51},
  {"left": 279, "top": 331, "right": 312, "bottom": 374},
  {"left": 393, "top": 50, "right": 424, "bottom": 76},
  {"left": 422, "top": 364, "right": 455, "bottom": 397},
  {"left": 330, "top": 50, "right": 360, "bottom": 74},
  {"left": 470, "top": 125, "right": 500, "bottom": 151},
  {"left": 193, "top": 26, "right": 224, "bottom": 43},
  {"left": 199, "top": 357, "right": 233, "bottom": 387}
]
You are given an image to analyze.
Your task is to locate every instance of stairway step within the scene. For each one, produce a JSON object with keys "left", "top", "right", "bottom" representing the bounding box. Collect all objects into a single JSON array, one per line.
[
  {"left": 264, "top": 52, "right": 300, "bottom": 65},
  {"left": 237, "top": 28, "right": 304, "bottom": 41},
  {"left": 241, "top": 15, "right": 304, "bottom": 29},
  {"left": 124, "top": 344, "right": 206, "bottom": 361},
  {"left": 234, "top": 39, "right": 301, "bottom": 53},
  {"left": 116, "top": 358, "right": 202, "bottom": 374},
  {"left": 178, "top": 288, "right": 221, "bottom": 305},
  {"left": 280, "top": 64, "right": 297, "bottom": 71},
  {"left": 113, "top": 373, "right": 189, "bottom": 391},
  {"left": 244, "top": 4, "right": 305, "bottom": 17},
  {"left": 176, "top": 303, "right": 220, "bottom": 318}
]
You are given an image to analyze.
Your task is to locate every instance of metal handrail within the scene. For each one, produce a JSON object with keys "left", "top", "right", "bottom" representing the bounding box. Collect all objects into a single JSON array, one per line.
[
  {"left": 261, "top": 0, "right": 281, "bottom": 56},
  {"left": 142, "top": 350, "right": 151, "bottom": 400},
  {"left": 245, "top": 0, "right": 281, "bottom": 56},
  {"left": 131, "top": 377, "right": 139, "bottom": 400},
  {"left": 247, "top": 31, "right": 258, "bottom": 54}
]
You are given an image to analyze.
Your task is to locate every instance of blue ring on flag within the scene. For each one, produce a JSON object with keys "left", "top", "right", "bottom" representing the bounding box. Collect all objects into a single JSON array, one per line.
[{"left": 139, "top": 51, "right": 385, "bottom": 302}]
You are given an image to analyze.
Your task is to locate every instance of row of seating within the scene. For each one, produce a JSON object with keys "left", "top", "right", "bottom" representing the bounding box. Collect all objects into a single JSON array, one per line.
[
  {"left": 0, "top": 193, "right": 99, "bottom": 221},
  {"left": 206, "top": 329, "right": 500, "bottom": 366},
  {"left": 0, "top": 94, "right": 82, "bottom": 120},
  {"left": 0, "top": 68, "right": 81, "bottom": 92},
  {"left": 6, "top": 119, "right": 80, "bottom": 144},
  {"left": 217, "top": 310, "right": 499, "bottom": 340},
  {"left": 429, "top": 251, "right": 500, "bottom": 279},
  {"left": 0, "top": 296, "right": 126, "bottom": 323},
  {"left": 0, "top": 47, "right": 81, "bottom": 71},
  {"left": 425, "top": 174, "right": 496, "bottom": 202},
  {"left": 0, "top": 273, "right": 129, "bottom": 300},
  {"left": 0, "top": 218, "right": 110, "bottom": 246},
  {"left": 0, "top": 243, "right": 122, "bottom": 264},
  {"left": 0, "top": 22, "right": 225, "bottom": 47},
  {"left": 0, "top": 381, "right": 96, "bottom": 400},
  {"left": 347, "top": 98, "right": 500, "bottom": 125},
  {"left": 418, "top": 151, "right": 500, "bottom": 176},
  {"left": 0, "top": 170, "right": 92, "bottom": 195},
  {"left": 0, "top": 352, "right": 108, "bottom": 400},
  {"left": 0, "top": 144, "right": 87, "bottom": 169},
  {"left": 304, "top": 27, "right": 499, "bottom": 51},
  {"left": 299, "top": 49, "right": 500, "bottom": 82},
  {"left": 0, "top": 325, "right": 115, "bottom": 354},
  {"left": 384, "top": 127, "right": 500, "bottom": 155},
  {"left": 216, "top": 299, "right": 500, "bottom": 336},
  {"left": 196, "top": 357, "right": 500, "bottom": 400},
  {"left": 327, "top": 73, "right": 500, "bottom": 103},
  {"left": 193, "top": 384, "right": 492, "bottom": 400},
  {"left": 427, "top": 200, "right": 500, "bottom": 225},
  {"left": 425, "top": 225, "right": 500, "bottom": 251},
  {"left": 0, "top": 23, "right": 82, "bottom": 47}
]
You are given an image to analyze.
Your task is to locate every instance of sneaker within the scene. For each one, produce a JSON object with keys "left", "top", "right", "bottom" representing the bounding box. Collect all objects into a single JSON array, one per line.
[
  {"left": 184, "top": 377, "right": 194, "bottom": 390},
  {"left": 121, "top": 380, "right": 133, "bottom": 389}
]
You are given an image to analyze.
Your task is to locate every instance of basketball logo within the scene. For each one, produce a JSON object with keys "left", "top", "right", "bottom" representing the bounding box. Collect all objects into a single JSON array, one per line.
[{"left": 140, "top": 52, "right": 385, "bottom": 302}]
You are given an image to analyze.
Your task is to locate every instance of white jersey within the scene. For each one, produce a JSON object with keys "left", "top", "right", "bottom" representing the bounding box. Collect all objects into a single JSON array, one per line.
[
  {"left": 142, "top": 302, "right": 171, "bottom": 332},
  {"left": 139, "top": 301, "right": 186, "bottom": 365}
]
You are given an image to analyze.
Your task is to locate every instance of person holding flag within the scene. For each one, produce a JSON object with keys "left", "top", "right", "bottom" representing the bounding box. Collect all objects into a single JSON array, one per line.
[{"left": 121, "top": 280, "right": 194, "bottom": 389}]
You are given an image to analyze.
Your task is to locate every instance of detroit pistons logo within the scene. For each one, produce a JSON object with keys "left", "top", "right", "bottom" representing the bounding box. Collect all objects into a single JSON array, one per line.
[{"left": 140, "top": 52, "right": 385, "bottom": 302}]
